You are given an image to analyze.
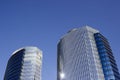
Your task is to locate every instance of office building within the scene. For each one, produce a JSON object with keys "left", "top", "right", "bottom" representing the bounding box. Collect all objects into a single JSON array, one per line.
[
  {"left": 57, "top": 26, "right": 120, "bottom": 80},
  {"left": 4, "top": 46, "right": 42, "bottom": 80}
]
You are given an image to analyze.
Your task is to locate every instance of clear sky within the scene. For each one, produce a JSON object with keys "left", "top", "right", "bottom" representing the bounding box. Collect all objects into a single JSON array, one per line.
[{"left": 0, "top": 0, "right": 120, "bottom": 80}]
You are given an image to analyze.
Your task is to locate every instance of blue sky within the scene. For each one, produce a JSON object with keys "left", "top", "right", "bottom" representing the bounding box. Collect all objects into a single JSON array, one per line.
[{"left": 0, "top": 0, "right": 120, "bottom": 80}]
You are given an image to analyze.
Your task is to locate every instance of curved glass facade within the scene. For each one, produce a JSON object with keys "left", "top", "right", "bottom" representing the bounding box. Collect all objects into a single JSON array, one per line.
[
  {"left": 94, "top": 33, "right": 120, "bottom": 80},
  {"left": 4, "top": 47, "right": 42, "bottom": 80}
]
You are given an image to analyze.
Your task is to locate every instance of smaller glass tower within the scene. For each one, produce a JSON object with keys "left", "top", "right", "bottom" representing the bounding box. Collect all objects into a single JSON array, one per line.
[{"left": 4, "top": 46, "right": 42, "bottom": 80}]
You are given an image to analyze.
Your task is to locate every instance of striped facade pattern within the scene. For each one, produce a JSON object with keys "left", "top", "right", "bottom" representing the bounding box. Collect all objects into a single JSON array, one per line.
[{"left": 94, "top": 33, "right": 120, "bottom": 80}]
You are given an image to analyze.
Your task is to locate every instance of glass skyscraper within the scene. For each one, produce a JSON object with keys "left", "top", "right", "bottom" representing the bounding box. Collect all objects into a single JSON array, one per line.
[
  {"left": 4, "top": 46, "right": 42, "bottom": 80},
  {"left": 57, "top": 26, "right": 120, "bottom": 80}
]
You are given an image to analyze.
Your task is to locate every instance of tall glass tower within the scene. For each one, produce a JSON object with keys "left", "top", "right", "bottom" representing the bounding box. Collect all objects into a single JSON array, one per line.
[
  {"left": 57, "top": 26, "right": 120, "bottom": 80},
  {"left": 4, "top": 46, "right": 42, "bottom": 80}
]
